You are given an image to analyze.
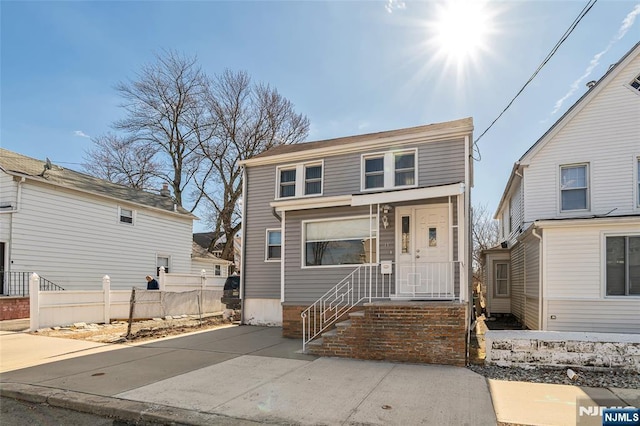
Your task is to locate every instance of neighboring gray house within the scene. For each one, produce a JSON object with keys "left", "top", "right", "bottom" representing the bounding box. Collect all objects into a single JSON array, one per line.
[
  {"left": 240, "top": 118, "right": 474, "bottom": 365},
  {"left": 485, "top": 42, "right": 640, "bottom": 333}
]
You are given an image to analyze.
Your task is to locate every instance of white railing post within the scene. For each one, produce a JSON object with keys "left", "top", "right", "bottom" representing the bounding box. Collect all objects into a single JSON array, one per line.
[
  {"left": 159, "top": 266, "right": 166, "bottom": 291},
  {"left": 103, "top": 275, "right": 111, "bottom": 325},
  {"left": 29, "top": 273, "right": 39, "bottom": 331}
]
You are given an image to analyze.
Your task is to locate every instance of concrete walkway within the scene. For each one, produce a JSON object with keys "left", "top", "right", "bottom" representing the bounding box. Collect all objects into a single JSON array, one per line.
[{"left": 1, "top": 325, "right": 638, "bottom": 425}]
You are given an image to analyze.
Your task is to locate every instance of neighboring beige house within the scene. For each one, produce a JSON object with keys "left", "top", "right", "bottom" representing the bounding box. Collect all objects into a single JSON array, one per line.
[
  {"left": 485, "top": 42, "right": 640, "bottom": 333},
  {"left": 191, "top": 240, "right": 231, "bottom": 278},
  {"left": 0, "top": 149, "right": 196, "bottom": 293}
]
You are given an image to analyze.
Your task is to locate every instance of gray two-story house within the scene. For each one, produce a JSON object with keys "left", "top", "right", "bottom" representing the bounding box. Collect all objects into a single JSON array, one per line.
[{"left": 240, "top": 118, "right": 474, "bottom": 365}]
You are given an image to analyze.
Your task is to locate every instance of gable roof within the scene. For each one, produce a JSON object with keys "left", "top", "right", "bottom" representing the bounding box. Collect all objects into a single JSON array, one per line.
[
  {"left": 0, "top": 148, "right": 196, "bottom": 218},
  {"left": 241, "top": 117, "right": 473, "bottom": 166},
  {"left": 495, "top": 41, "right": 640, "bottom": 217}
]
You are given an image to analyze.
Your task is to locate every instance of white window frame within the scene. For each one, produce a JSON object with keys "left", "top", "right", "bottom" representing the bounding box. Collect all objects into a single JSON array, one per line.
[
  {"left": 493, "top": 261, "right": 510, "bottom": 298},
  {"left": 635, "top": 156, "right": 640, "bottom": 209},
  {"left": 559, "top": 163, "right": 590, "bottom": 213},
  {"left": 118, "top": 206, "right": 135, "bottom": 225},
  {"left": 360, "top": 148, "right": 418, "bottom": 192},
  {"left": 156, "top": 254, "right": 170, "bottom": 276},
  {"left": 602, "top": 232, "right": 640, "bottom": 298},
  {"left": 214, "top": 264, "right": 222, "bottom": 276},
  {"left": 628, "top": 73, "right": 640, "bottom": 94},
  {"left": 265, "top": 229, "right": 282, "bottom": 262},
  {"left": 301, "top": 214, "right": 379, "bottom": 269},
  {"left": 275, "top": 160, "right": 324, "bottom": 199}
]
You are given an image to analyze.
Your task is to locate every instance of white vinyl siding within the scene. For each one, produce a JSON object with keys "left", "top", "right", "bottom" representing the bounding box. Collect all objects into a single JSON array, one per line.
[
  {"left": 7, "top": 181, "right": 192, "bottom": 290},
  {"left": 0, "top": 172, "right": 17, "bottom": 241},
  {"left": 522, "top": 52, "right": 640, "bottom": 222},
  {"left": 546, "top": 299, "right": 640, "bottom": 333}
]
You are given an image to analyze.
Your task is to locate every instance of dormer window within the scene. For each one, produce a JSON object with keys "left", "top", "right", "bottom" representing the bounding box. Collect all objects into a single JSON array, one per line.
[{"left": 276, "top": 161, "right": 323, "bottom": 199}]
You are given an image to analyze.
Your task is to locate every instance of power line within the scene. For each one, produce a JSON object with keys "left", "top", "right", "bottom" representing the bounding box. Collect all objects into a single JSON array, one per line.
[{"left": 472, "top": 0, "right": 598, "bottom": 160}]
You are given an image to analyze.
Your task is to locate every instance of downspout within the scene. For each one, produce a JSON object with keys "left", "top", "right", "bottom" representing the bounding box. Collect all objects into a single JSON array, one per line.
[
  {"left": 531, "top": 226, "right": 543, "bottom": 330},
  {"left": 5, "top": 177, "right": 25, "bottom": 279},
  {"left": 240, "top": 167, "right": 248, "bottom": 325},
  {"left": 280, "top": 210, "right": 285, "bottom": 304},
  {"left": 464, "top": 134, "right": 472, "bottom": 365}
]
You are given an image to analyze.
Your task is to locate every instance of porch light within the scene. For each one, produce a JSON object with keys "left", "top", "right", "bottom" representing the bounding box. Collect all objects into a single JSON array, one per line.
[{"left": 381, "top": 204, "right": 392, "bottom": 229}]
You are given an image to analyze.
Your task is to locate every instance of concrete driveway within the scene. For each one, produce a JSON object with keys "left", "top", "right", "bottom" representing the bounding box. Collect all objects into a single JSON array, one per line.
[{"left": 1, "top": 325, "right": 497, "bottom": 425}]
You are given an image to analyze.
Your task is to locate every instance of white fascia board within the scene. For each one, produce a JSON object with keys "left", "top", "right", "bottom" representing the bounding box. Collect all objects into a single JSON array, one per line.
[
  {"left": 351, "top": 182, "right": 464, "bottom": 206},
  {"left": 536, "top": 216, "right": 640, "bottom": 228},
  {"left": 270, "top": 195, "right": 352, "bottom": 212}
]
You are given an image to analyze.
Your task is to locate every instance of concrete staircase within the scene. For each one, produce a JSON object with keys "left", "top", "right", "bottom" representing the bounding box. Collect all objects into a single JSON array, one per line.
[{"left": 306, "top": 310, "right": 365, "bottom": 358}]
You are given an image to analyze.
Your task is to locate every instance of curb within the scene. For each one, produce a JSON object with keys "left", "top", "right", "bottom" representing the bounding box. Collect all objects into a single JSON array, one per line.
[{"left": 0, "top": 382, "right": 262, "bottom": 425}]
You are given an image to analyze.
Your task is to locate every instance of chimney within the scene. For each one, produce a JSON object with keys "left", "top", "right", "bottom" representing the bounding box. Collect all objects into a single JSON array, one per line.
[
  {"left": 586, "top": 80, "right": 596, "bottom": 89},
  {"left": 160, "top": 183, "right": 171, "bottom": 197}
]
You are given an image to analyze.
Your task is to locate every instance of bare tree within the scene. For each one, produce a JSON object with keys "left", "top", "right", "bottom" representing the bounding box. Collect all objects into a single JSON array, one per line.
[
  {"left": 83, "top": 133, "right": 160, "bottom": 190},
  {"left": 109, "top": 50, "right": 215, "bottom": 209},
  {"left": 472, "top": 202, "right": 501, "bottom": 278},
  {"left": 196, "top": 70, "right": 310, "bottom": 261}
]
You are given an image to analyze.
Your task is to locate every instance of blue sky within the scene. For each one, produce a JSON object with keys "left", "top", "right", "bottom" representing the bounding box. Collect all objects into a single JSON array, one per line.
[{"left": 2, "top": 0, "right": 639, "bottom": 231}]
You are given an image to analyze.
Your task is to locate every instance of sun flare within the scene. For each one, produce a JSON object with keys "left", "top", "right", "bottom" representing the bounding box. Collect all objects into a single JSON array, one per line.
[{"left": 431, "top": 1, "right": 494, "bottom": 64}]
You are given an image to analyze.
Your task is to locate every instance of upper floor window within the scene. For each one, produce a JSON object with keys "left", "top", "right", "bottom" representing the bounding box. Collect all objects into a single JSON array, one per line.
[
  {"left": 630, "top": 73, "right": 640, "bottom": 92},
  {"left": 265, "top": 229, "right": 282, "bottom": 261},
  {"left": 276, "top": 161, "right": 323, "bottom": 199},
  {"left": 119, "top": 207, "right": 134, "bottom": 224},
  {"left": 560, "top": 164, "right": 589, "bottom": 211},
  {"left": 605, "top": 235, "right": 640, "bottom": 296},
  {"left": 362, "top": 149, "right": 417, "bottom": 191},
  {"left": 636, "top": 157, "right": 640, "bottom": 208}
]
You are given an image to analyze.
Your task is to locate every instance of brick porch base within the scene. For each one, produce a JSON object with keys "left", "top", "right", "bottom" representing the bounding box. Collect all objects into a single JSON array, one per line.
[
  {"left": 0, "top": 297, "right": 30, "bottom": 320},
  {"left": 286, "top": 301, "right": 468, "bottom": 366}
]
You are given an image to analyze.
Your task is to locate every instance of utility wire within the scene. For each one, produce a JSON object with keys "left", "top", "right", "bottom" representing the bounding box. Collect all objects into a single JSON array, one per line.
[{"left": 472, "top": 0, "right": 598, "bottom": 161}]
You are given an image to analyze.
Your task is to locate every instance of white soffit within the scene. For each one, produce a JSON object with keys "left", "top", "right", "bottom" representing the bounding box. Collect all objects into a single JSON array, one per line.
[{"left": 351, "top": 182, "right": 464, "bottom": 206}]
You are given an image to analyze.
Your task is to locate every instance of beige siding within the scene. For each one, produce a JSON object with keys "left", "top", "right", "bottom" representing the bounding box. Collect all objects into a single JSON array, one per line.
[
  {"left": 545, "top": 227, "right": 605, "bottom": 299},
  {"left": 510, "top": 243, "right": 525, "bottom": 323},
  {"left": 484, "top": 251, "right": 510, "bottom": 314},
  {"left": 0, "top": 171, "right": 17, "bottom": 241},
  {"left": 524, "top": 233, "right": 540, "bottom": 329},
  {"left": 547, "top": 299, "right": 640, "bottom": 333},
  {"left": 523, "top": 53, "right": 640, "bottom": 222}
]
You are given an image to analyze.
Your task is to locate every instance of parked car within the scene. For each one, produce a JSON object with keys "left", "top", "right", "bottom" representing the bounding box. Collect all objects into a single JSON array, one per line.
[{"left": 221, "top": 275, "right": 240, "bottom": 309}]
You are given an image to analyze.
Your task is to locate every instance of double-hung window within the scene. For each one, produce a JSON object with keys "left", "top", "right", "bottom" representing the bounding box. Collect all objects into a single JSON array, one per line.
[
  {"left": 276, "top": 162, "right": 323, "bottom": 198},
  {"left": 266, "top": 229, "right": 282, "bottom": 261},
  {"left": 494, "top": 262, "right": 509, "bottom": 297},
  {"left": 362, "top": 149, "right": 417, "bottom": 191},
  {"left": 304, "top": 216, "right": 377, "bottom": 267},
  {"left": 119, "top": 207, "right": 134, "bottom": 224},
  {"left": 636, "top": 157, "right": 640, "bottom": 208},
  {"left": 605, "top": 235, "right": 640, "bottom": 296},
  {"left": 560, "top": 164, "right": 589, "bottom": 211},
  {"left": 630, "top": 73, "right": 640, "bottom": 92}
]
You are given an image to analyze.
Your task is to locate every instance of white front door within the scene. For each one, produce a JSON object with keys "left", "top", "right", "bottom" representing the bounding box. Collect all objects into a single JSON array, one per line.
[{"left": 395, "top": 204, "right": 453, "bottom": 298}]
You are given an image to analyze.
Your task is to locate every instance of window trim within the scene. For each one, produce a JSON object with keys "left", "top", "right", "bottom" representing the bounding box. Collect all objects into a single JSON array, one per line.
[
  {"left": 214, "top": 264, "right": 222, "bottom": 276},
  {"left": 118, "top": 206, "right": 135, "bottom": 225},
  {"left": 360, "top": 148, "right": 418, "bottom": 192},
  {"left": 265, "top": 228, "right": 282, "bottom": 262},
  {"left": 558, "top": 163, "right": 590, "bottom": 213},
  {"left": 635, "top": 156, "right": 640, "bottom": 209},
  {"left": 628, "top": 73, "right": 640, "bottom": 94},
  {"left": 602, "top": 232, "right": 640, "bottom": 298},
  {"left": 301, "top": 214, "right": 379, "bottom": 269},
  {"left": 275, "top": 160, "right": 324, "bottom": 200},
  {"left": 156, "top": 254, "right": 170, "bottom": 276},
  {"left": 493, "top": 261, "right": 510, "bottom": 298}
]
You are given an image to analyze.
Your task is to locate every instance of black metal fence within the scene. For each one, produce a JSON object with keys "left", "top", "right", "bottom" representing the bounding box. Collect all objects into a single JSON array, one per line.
[{"left": 1, "top": 272, "right": 65, "bottom": 296}]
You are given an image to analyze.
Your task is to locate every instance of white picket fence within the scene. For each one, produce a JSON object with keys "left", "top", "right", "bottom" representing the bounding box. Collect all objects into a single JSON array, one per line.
[{"left": 29, "top": 269, "right": 226, "bottom": 330}]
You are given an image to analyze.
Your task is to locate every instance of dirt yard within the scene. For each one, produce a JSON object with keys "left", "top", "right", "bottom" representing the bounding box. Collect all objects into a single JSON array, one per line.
[{"left": 32, "top": 312, "right": 239, "bottom": 344}]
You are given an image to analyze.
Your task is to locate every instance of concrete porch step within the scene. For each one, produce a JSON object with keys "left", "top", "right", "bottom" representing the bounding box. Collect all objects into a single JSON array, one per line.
[
  {"left": 307, "top": 337, "right": 323, "bottom": 347},
  {"left": 349, "top": 311, "right": 365, "bottom": 318}
]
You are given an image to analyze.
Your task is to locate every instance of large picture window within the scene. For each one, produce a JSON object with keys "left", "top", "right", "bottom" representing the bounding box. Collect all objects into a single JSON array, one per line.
[
  {"left": 304, "top": 216, "right": 377, "bottom": 266},
  {"left": 606, "top": 236, "right": 640, "bottom": 296},
  {"left": 560, "top": 164, "right": 589, "bottom": 211}
]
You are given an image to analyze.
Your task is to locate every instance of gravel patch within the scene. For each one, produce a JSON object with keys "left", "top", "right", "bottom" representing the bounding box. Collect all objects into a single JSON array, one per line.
[{"left": 468, "top": 364, "right": 640, "bottom": 389}]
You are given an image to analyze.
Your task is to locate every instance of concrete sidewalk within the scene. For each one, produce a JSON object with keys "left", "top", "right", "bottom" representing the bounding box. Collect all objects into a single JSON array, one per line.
[{"left": 1, "top": 325, "right": 638, "bottom": 425}]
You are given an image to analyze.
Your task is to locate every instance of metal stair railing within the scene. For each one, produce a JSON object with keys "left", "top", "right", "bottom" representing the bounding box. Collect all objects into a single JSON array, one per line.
[
  {"left": 1, "top": 272, "right": 65, "bottom": 296},
  {"left": 301, "top": 264, "right": 390, "bottom": 351}
]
